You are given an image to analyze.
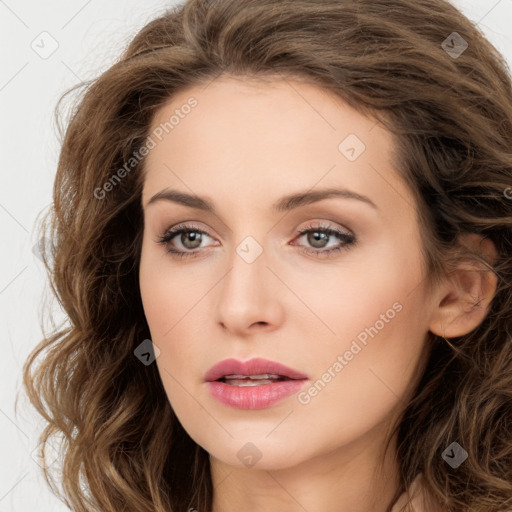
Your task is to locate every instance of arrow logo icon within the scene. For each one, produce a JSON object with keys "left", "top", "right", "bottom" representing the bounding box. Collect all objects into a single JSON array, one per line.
[
  {"left": 237, "top": 442, "right": 262, "bottom": 467},
  {"left": 30, "top": 31, "right": 59, "bottom": 60},
  {"left": 236, "top": 236, "right": 263, "bottom": 264},
  {"left": 134, "top": 339, "right": 160, "bottom": 365},
  {"left": 441, "top": 441, "right": 468, "bottom": 468},
  {"left": 445, "top": 449, "right": 455, "bottom": 458},
  {"left": 441, "top": 32, "right": 468, "bottom": 59},
  {"left": 338, "top": 134, "right": 366, "bottom": 161}
]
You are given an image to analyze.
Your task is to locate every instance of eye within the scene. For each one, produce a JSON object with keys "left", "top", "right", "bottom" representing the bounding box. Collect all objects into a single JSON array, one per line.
[
  {"left": 156, "top": 221, "right": 356, "bottom": 259},
  {"left": 156, "top": 222, "right": 216, "bottom": 259},
  {"left": 292, "top": 221, "right": 356, "bottom": 258}
]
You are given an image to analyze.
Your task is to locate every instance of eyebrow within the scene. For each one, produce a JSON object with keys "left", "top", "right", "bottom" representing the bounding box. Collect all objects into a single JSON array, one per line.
[{"left": 145, "top": 187, "right": 378, "bottom": 213}]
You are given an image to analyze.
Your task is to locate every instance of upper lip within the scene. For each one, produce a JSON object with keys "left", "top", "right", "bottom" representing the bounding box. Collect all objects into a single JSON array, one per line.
[{"left": 204, "top": 357, "right": 309, "bottom": 382}]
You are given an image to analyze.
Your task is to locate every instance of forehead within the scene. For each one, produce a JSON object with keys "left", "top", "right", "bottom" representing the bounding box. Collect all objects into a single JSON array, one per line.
[
  {"left": 141, "top": 75, "right": 414, "bottom": 220},
  {"left": 148, "top": 75, "right": 385, "bottom": 150}
]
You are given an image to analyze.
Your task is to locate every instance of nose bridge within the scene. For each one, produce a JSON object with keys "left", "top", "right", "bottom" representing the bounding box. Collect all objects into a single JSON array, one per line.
[
  {"left": 222, "top": 209, "right": 270, "bottom": 278},
  {"left": 214, "top": 229, "right": 283, "bottom": 331},
  {"left": 223, "top": 233, "right": 267, "bottom": 299}
]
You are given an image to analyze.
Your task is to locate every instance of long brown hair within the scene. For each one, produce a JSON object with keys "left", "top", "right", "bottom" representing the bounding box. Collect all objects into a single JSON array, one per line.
[{"left": 20, "top": 0, "right": 512, "bottom": 510}]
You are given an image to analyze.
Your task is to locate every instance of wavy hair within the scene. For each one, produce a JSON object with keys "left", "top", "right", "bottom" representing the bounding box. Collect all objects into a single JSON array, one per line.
[{"left": 21, "top": 0, "right": 512, "bottom": 510}]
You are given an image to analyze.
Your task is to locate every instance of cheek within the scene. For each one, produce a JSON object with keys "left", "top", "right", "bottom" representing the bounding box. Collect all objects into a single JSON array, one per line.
[
  {"left": 139, "top": 239, "right": 205, "bottom": 338},
  {"left": 289, "top": 229, "right": 425, "bottom": 339},
  {"left": 301, "top": 235, "right": 427, "bottom": 379},
  {"left": 139, "top": 263, "right": 201, "bottom": 417},
  {"left": 139, "top": 245, "right": 208, "bottom": 390}
]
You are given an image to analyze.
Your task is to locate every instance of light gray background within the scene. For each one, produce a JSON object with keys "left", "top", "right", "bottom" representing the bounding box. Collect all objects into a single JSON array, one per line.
[{"left": 1, "top": 1, "right": 511, "bottom": 511}]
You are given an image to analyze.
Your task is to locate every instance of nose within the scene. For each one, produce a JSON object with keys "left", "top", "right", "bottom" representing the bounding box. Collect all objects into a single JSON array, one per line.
[{"left": 214, "top": 240, "right": 285, "bottom": 336}]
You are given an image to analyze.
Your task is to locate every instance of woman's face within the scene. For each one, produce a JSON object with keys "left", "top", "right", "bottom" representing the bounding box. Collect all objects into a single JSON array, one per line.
[{"left": 139, "top": 75, "right": 435, "bottom": 471}]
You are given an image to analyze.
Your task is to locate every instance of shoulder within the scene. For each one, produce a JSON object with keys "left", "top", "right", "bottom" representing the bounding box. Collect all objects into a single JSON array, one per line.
[{"left": 390, "top": 473, "right": 445, "bottom": 512}]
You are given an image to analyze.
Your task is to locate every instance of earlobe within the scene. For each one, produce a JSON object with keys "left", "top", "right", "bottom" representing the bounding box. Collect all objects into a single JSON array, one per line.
[{"left": 429, "top": 234, "right": 498, "bottom": 339}]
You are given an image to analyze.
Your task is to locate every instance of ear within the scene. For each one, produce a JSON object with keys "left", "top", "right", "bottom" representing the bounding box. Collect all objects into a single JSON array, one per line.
[{"left": 429, "top": 233, "right": 498, "bottom": 338}]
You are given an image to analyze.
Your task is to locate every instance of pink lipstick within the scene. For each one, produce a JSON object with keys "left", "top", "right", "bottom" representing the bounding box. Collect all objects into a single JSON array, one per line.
[{"left": 204, "top": 357, "right": 309, "bottom": 409}]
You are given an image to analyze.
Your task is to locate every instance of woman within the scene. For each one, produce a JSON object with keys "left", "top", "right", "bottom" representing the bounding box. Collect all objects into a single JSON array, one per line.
[{"left": 22, "top": 0, "right": 512, "bottom": 511}]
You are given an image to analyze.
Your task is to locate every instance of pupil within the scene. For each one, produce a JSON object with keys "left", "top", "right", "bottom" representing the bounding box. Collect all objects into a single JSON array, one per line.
[
  {"left": 308, "top": 231, "right": 327, "bottom": 248},
  {"left": 182, "top": 232, "right": 201, "bottom": 249}
]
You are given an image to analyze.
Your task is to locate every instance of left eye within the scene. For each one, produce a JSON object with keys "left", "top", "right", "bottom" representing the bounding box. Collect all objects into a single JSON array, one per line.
[
  {"left": 156, "top": 222, "right": 356, "bottom": 259},
  {"left": 292, "top": 222, "right": 356, "bottom": 257},
  {"left": 156, "top": 223, "right": 216, "bottom": 258}
]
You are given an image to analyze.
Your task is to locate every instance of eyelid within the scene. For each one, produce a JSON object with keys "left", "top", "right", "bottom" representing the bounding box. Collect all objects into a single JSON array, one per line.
[
  {"left": 156, "top": 219, "right": 356, "bottom": 260},
  {"left": 157, "top": 219, "right": 352, "bottom": 243},
  {"left": 295, "top": 220, "right": 353, "bottom": 237},
  {"left": 156, "top": 222, "right": 216, "bottom": 245},
  {"left": 156, "top": 220, "right": 212, "bottom": 239}
]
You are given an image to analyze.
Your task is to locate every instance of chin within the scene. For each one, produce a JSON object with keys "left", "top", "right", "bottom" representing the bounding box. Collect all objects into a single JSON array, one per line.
[{"left": 206, "top": 438, "right": 309, "bottom": 471}]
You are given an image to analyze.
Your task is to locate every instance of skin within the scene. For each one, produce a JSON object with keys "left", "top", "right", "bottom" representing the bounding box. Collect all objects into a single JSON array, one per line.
[{"left": 138, "top": 75, "right": 497, "bottom": 512}]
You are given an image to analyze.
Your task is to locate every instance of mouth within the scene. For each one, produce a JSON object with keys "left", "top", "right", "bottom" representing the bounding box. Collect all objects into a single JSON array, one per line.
[
  {"left": 216, "top": 374, "right": 294, "bottom": 386},
  {"left": 204, "top": 357, "right": 309, "bottom": 383},
  {"left": 205, "top": 365, "right": 309, "bottom": 409}
]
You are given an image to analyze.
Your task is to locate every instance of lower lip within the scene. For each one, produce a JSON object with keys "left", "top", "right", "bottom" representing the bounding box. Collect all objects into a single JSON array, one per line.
[{"left": 206, "top": 379, "right": 308, "bottom": 409}]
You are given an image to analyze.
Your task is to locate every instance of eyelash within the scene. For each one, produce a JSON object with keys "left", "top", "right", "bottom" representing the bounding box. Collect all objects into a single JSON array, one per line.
[{"left": 156, "top": 221, "right": 356, "bottom": 260}]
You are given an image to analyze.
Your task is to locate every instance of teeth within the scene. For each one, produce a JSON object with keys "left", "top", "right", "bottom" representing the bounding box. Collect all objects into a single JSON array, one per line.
[
  {"left": 218, "top": 374, "right": 292, "bottom": 386},
  {"left": 223, "top": 373, "right": 282, "bottom": 380},
  {"left": 220, "top": 374, "right": 289, "bottom": 386},
  {"left": 224, "top": 379, "right": 278, "bottom": 386}
]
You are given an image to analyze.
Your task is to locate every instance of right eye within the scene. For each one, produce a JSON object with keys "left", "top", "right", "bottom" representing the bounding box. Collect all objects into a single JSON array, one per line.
[{"left": 156, "top": 223, "right": 217, "bottom": 259}]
